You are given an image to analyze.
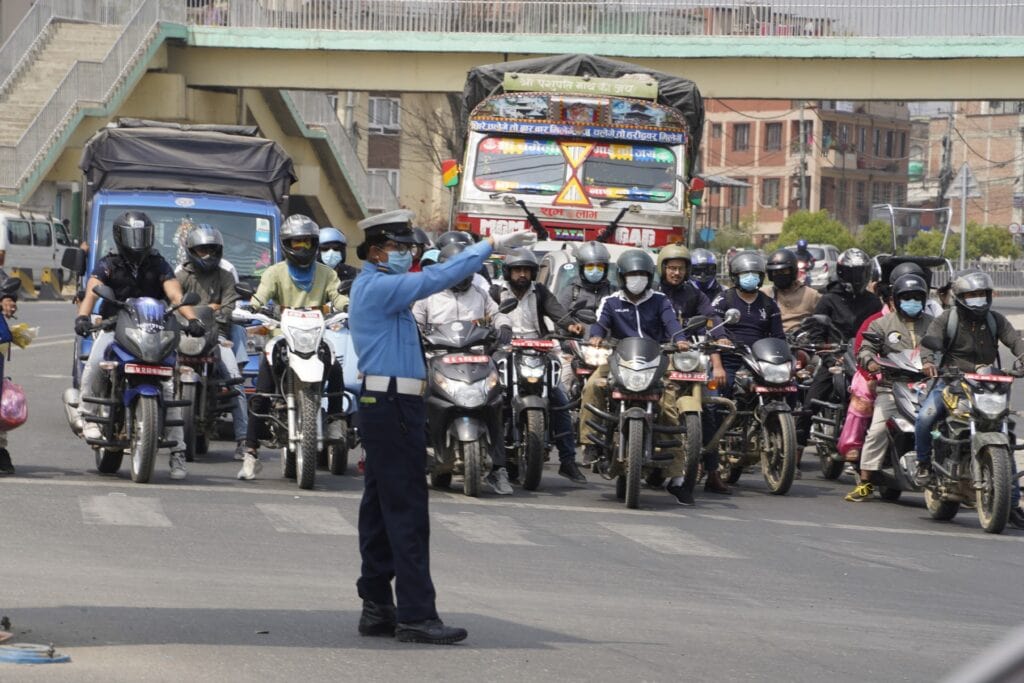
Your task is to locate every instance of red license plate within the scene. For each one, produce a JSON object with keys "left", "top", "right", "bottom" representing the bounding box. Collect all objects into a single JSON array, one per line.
[
  {"left": 442, "top": 355, "right": 490, "bottom": 364},
  {"left": 512, "top": 339, "right": 557, "bottom": 350},
  {"left": 965, "top": 373, "right": 1013, "bottom": 383},
  {"left": 754, "top": 384, "right": 797, "bottom": 393},
  {"left": 611, "top": 391, "right": 661, "bottom": 401},
  {"left": 668, "top": 371, "right": 706, "bottom": 382},
  {"left": 575, "top": 368, "right": 593, "bottom": 376},
  {"left": 125, "top": 363, "right": 173, "bottom": 377}
]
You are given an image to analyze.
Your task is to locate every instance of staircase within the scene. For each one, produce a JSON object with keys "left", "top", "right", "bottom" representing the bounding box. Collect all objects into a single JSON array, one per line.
[{"left": 0, "top": 22, "right": 123, "bottom": 146}]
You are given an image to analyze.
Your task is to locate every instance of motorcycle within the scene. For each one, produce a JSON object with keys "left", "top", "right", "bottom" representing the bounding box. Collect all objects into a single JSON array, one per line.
[
  {"left": 174, "top": 305, "right": 245, "bottom": 461},
  {"left": 320, "top": 313, "right": 359, "bottom": 475},
  {"left": 232, "top": 283, "right": 346, "bottom": 490},
  {"left": 67, "top": 285, "right": 200, "bottom": 483},
  {"left": 717, "top": 317, "right": 799, "bottom": 495},
  {"left": 423, "top": 319, "right": 505, "bottom": 496}
]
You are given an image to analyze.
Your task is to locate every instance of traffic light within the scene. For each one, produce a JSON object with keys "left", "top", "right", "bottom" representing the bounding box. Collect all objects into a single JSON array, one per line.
[{"left": 688, "top": 177, "right": 706, "bottom": 207}]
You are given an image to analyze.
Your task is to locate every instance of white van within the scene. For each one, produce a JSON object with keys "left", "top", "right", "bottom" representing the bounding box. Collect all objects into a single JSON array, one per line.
[{"left": 0, "top": 209, "right": 75, "bottom": 283}]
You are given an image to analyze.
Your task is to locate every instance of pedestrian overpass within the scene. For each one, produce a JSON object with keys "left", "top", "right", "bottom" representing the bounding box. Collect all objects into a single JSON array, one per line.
[{"left": 3, "top": 0, "right": 1024, "bottom": 235}]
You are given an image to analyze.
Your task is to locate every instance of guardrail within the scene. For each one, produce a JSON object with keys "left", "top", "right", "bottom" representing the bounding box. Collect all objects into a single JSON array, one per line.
[{"left": 189, "top": 0, "right": 1024, "bottom": 38}]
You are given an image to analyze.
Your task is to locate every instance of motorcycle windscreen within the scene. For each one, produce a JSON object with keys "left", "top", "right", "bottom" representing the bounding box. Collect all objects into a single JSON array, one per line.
[
  {"left": 750, "top": 338, "right": 793, "bottom": 364},
  {"left": 424, "top": 321, "right": 491, "bottom": 350}
]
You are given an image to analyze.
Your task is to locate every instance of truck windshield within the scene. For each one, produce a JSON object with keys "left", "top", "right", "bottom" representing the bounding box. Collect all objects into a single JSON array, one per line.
[
  {"left": 582, "top": 144, "right": 676, "bottom": 203},
  {"left": 98, "top": 207, "right": 274, "bottom": 280},
  {"left": 473, "top": 137, "right": 566, "bottom": 195}
]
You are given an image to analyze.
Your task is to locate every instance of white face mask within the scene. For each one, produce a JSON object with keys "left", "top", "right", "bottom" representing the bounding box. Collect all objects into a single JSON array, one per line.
[
  {"left": 625, "top": 275, "right": 648, "bottom": 295},
  {"left": 964, "top": 296, "right": 988, "bottom": 309}
]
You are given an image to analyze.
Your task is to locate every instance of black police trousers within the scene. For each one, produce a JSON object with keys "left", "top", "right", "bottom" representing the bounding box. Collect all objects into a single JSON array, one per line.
[{"left": 356, "top": 387, "right": 438, "bottom": 624}]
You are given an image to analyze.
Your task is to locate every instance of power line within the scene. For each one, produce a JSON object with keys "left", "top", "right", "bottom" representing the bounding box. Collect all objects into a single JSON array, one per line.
[{"left": 952, "top": 126, "right": 1024, "bottom": 166}]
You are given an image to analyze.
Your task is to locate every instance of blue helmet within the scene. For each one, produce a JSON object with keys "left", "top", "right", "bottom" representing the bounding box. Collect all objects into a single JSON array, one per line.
[
  {"left": 796, "top": 239, "right": 809, "bottom": 250},
  {"left": 319, "top": 227, "right": 347, "bottom": 247}
]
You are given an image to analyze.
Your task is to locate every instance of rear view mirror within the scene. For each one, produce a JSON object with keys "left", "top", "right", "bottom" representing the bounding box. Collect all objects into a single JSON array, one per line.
[
  {"left": 0, "top": 276, "right": 21, "bottom": 298},
  {"left": 180, "top": 292, "right": 201, "bottom": 306},
  {"left": 62, "top": 247, "right": 86, "bottom": 275},
  {"left": 498, "top": 298, "right": 518, "bottom": 314},
  {"left": 683, "top": 315, "right": 709, "bottom": 332},
  {"left": 724, "top": 308, "right": 741, "bottom": 325},
  {"left": 234, "top": 282, "right": 255, "bottom": 299}
]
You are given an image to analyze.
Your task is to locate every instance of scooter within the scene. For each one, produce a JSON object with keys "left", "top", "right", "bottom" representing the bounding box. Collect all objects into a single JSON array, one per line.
[{"left": 869, "top": 346, "right": 929, "bottom": 502}]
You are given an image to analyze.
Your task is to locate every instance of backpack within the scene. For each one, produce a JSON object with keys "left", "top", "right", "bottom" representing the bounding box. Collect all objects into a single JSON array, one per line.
[{"left": 943, "top": 307, "right": 998, "bottom": 367}]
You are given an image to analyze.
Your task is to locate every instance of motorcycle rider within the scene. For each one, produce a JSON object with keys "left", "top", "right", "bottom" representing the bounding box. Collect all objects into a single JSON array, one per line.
[
  {"left": 437, "top": 230, "right": 490, "bottom": 290},
  {"left": 766, "top": 248, "right": 821, "bottom": 333},
  {"left": 73, "top": 211, "right": 205, "bottom": 480},
  {"left": 413, "top": 243, "right": 514, "bottom": 494},
  {"left": 844, "top": 273, "right": 933, "bottom": 501},
  {"left": 916, "top": 270, "right": 1024, "bottom": 527},
  {"left": 690, "top": 248, "right": 723, "bottom": 301},
  {"left": 888, "top": 261, "right": 944, "bottom": 318},
  {"left": 581, "top": 249, "right": 692, "bottom": 504},
  {"left": 237, "top": 215, "right": 349, "bottom": 480},
  {"left": 555, "top": 241, "right": 615, "bottom": 317},
  {"left": 493, "top": 248, "right": 588, "bottom": 484},
  {"left": 794, "top": 239, "right": 815, "bottom": 285},
  {"left": 175, "top": 224, "right": 249, "bottom": 460},
  {"left": 318, "top": 227, "right": 360, "bottom": 282},
  {"left": 0, "top": 276, "right": 19, "bottom": 475},
  {"left": 409, "top": 227, "right": 432, "bottom": 272}
]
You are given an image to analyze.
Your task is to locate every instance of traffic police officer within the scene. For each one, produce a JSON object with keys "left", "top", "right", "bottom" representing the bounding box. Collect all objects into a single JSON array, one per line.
[{"left": 350, "top": 210, "right": 536, "bottom": 644}]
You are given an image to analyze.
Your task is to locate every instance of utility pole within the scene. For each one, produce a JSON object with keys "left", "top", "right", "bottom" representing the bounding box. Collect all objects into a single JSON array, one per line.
[
  {"left": 959, "top": 158, "right": 968, "bottom": 270},
  {"left": 799, "top": 101, "right": 808, "bottom": 211}
]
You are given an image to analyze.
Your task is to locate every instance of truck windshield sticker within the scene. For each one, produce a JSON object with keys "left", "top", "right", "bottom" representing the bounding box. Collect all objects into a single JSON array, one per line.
[
  {"left": 255, "top": 218, "right": 271, "bottom": 244},
  {"left": 470, "top": 120, "right": 685, "bottom": 145},
  {"left": 473, "top": 137, "right": 566, "bottom": 195}
]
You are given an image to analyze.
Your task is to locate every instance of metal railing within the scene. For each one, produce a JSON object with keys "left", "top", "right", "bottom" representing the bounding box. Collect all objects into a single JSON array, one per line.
[
  {"left": 189, "top": 0, "right": 1024, "bottom": 38},
  {"left": 0, "top": 0, "right": 185, "bottom": 192},
  {"left": 283, "top": 90, "right": 399, "bottom": 213}
]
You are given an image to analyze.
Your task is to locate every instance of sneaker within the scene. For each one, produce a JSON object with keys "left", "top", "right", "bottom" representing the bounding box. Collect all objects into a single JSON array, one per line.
[
  {"left": 844, "top": 481, "right": 874, "bottom": 502},
  {"left": 0, "top": 448, "right": 13, "bottom": 475},
  {"left": 233, "top": 440, "right": 248, "bottom": 461},
  {"left": 558, "top": 461, "right": 587, "bottom": 484},
  {"left": 666, "top": 484, "right": 695, "bottom": 506},
  {"left": 82, "top": 421, "right": 102, "bottom": 441},
  {"left": 169, "top": 452, "right": 187, "bottom": 480},
  {"left": 914, "top": 462, "right": 932, "bottom": 486},
  {"left": 1009, "top": 508, "right": 1024, "bottom": 530},
  {"left": 237, "top": 451, "right": 262, "bottom": 480},
  {"left": 485, "top": 467, "right": 513, "bottom": 495}
]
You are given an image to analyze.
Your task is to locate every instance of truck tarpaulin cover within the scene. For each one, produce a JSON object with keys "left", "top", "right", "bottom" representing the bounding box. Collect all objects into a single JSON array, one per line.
[
  {"left": 80, "top": 119, "right": 296, "bottom": 207},
  {"left": 463, "top": 54, "right": 704, "bottom": 167}
]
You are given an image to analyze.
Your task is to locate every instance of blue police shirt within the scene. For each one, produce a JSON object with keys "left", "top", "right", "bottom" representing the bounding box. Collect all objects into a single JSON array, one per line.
[{"left": 350, "top": 240, "right": 493, "bottom": 380}]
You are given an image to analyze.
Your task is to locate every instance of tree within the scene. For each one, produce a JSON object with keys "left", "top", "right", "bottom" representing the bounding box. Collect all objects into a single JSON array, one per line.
[
  {"left": 904, "top": 230, "right": 949, "bottom": 258},
  {"left": 903, "top": 223, "right": 1021, "bottom": 260},
  {"left": 764, "top": 210, "right": 856, "bottom": 252},
  {"left": 710, "top": 212, "right": 757, "bottom": 252},
  {"left": 857, "top": 219, "right": 895, "bottom": 256}
]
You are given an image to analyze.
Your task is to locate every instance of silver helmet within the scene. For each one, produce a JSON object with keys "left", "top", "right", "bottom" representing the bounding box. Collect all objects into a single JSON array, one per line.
[
  {"left": 280, "top": 214, "right": 319, "bottom": 267},
  {"left": 575, "top": 241, "right": 610, "bottom": 266},
  {"left": 185, "top": 223, "right": 224, "bottom": 272},
  {"left": 952, "top": 269, "right": 994, "bottom": 319}
]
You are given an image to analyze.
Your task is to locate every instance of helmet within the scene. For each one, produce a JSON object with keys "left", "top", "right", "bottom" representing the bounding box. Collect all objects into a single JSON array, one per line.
[
  {"left": 656, "top": 243, "right": 691, "bottom": 277},
  {"left": 690, "top": 248, "right": 718, "bottom": 287},
  {"left": 837, "top": 248, "right": 871, "bottom": 293},
  {"left": 436, "top": 230, "right": 475, "bottom": 250},
  {"left": 502, "top": 248, "right": 539, "bottom": 281},
  {"left": 766, "top": 249, "right": 799, "bottom": 289},
  {"left": 185, "top": 223, "right": 224, "bottom": 273},
  {"left": 439, "top": 243, "right": 472, "bottom": 291},
  {"left": 112, "top": 210, "right": 155, "bottom": 265},
  {"left": 892, "top": 273, "right": 928, "bottom": 300},
  {"left": 318, "top": 227, "right": 347, "bottom": 248},
  {"left": 951, "top": 269, "right": 994, "bottom": 320},
  {"left": 796, "top": 239, "right": 808, "bottom": 250},
  {"left": 280, "top": 214, "right": 319, "bottom": 267},
  {"left": 575, "top": 241, "right": 610, "bottom": 267},
  {"left": 728, "top": 251, "right": 766, "bottom": 278},
  {"left": 616, "top": 249, "right": 656, "bottom": 291},
  {"left": 420, "top": 248, "right": 440, "bottom": 268},
  {"left": 412, "top": 227, "right": 431, "bottom": 247},
  {"left": 888, "top": 260, "right": 926, "bottom": 285}
]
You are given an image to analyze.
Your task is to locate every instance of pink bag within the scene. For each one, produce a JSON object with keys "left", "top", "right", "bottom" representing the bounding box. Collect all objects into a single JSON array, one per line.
[
  {"left": 0, "top": 379, "right": 27, "bottom": 431},
  {"left": 837, "top": 372, "right": 876, "bottom": 458}
]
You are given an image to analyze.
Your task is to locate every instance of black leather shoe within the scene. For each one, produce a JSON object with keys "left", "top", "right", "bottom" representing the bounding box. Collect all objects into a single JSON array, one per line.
[
  {"left": 0, "top": 449, "right": 13, "bottom": 475},
  {"left": 395, "top": 618, "right": 467, "bottom": 645},
  {"left": 358, "top": 601, "right": 396, "bottom": 637},
  {"left": 558, "top": 461, "right": 587, "bottom": 484},
  {"left": 666, "top": 484, "right": 695, "bottom": 506}
]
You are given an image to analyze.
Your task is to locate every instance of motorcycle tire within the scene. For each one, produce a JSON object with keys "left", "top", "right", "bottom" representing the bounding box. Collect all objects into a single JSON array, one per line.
[
  {"left": 296, "top": 385, "right": 319, "bottom": 490},
  {"left": 977, "top": 446, "right": 1011, "bottom": 534},
  {"left": 817, "top": 413, "right": 844, "bottom": 480},
  {"left": 625, "top": 419, "right": 644, "bottom": 509},
  {"left": 877, "top": 483, "right": 902, "bottom": 502},
  {"left": 683, "top": 413, "right": 702, "bottom": 486},
  {"left": 463, "top": 440, "right": 481, "bottom": 497},
  {"left": 761, "top": 412, "right": 797, "bottom": 495},
  {"left": 179, "top": 383, "right": 198, "bottom": 463},
  {"left": 924, "top": 487, "right": 960, "bottom": 521},
  {"left": 615, "top": 475, "right": 626, "bottom": 500},
  {"left": 645, "top": 470, "right": 665, "bottom": 488},
  {"left": 520, "top": 410, "right": 546, "bottom": 491},
  {"left": 95, "top": 448, "right": 123, "bottom": 475},
  {"left": 129, "top": 395, "right": 159, "bottom": 484},
  {"left": 195, "top": 434, "right": 208, "bottom": 455},
  {"left": 724, "top": 464, "right": 743, "bottom": 484},
  {"left": 327, "top": 437, "right": 348, "bottom": 476}
]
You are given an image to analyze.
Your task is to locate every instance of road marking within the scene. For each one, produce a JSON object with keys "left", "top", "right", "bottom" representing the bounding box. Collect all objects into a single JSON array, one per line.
[
  {"left": 256, "top": 503, "right": 357, "bottom": 535},
  {"left": 434, "top": 511, "right": 537, "bottom": 545},
  {"left": 25, "top": 338, "right": 75, "bottom": 349},
  {"left": 79, "top": 494, "right": 172, "bottom": 527},
  {"left": 600, "top": 522, "right": 745, "bottom": 558},
  {"left": 696, "top": 513, "right": 745, "bottom": 522}
]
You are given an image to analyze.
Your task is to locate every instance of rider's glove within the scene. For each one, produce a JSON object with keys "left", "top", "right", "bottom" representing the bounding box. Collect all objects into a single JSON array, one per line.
[
  {"left": 492, "top": 229, "right": 538, "bottom": 253},
  {"left": 186, "top": 318, "right": 206, "bottom": 337},
  {"left": 497, "top": 325, "right": 513, "bottom": 346},
  {"left": 74, "top": 315, "right": 92, "bottom": 338}
]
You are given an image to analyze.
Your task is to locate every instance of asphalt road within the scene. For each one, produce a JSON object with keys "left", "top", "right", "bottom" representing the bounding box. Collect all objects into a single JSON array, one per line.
[{"left": 2, "top": 300, "right": 1024, "bottom": 682}]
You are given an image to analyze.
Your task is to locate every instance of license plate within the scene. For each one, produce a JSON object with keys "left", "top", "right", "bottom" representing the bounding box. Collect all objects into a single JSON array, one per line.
[
  {"left": 575, "top": 368, "right": 593, "bottom": 376},
  {"left": 965, "top": 372, "right": 1013, "bottom": 383},
  {"left": 512, "top": 339, "right": 557, "bottom": 350},
  {"left": 668, "top": 371, "right": 706, "bottom": 382},
  {"left": 125, "top": 363, "right": 173, "bottom": 377},
  {"left": 442, "top": 355, "right": 489, "bottom": 364},
  {"left": 754, "top": 384, "right": 797, "bottom": 393},
  {"left": 611, "top": 391, "right": 661, "bottom": 401}
]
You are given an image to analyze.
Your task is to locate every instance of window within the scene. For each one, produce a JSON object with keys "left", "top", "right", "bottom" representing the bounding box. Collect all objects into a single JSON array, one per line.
[
  {"left": 582, "top": 144, "right": 676, "bottom": 203},
  {"left": 54, "top": 222, "right": 73, "bottom": 246},
  {"left": 858, "top": 127, "right": 867, "bottom": 153},
  {"left": 32, "top": 221, "right": 52, "bottom": 247},
  {"left": 885, "top": 131, "right": 895, "bottom": 158},
  {"left": 873, "top": 129, "right": 881, "bottom": 157},
  {"left": 764, "top": 123, "right": 782, "bottom": 151},
  {"left": 855, "top": 181, "right": 867, "bottom": 210},
  {"left": 367, "top": 96, "right": 400, "bottom": 134},
  {"left": 711, "top": 123, "right": 722, "bottom": 139},
  {"left": 368, "top": 168, "right": 401, "bottom": 209},
  {"left": 871, "top": 182, "right": 885, "bottom": 205},
  {"left": 7, "top": 220, "right": 30, "bottom": 246},
  {"left": 732, "top": 123, "right": 750, "bottom": 151},
  {"left": 899, "top": 132, "right": 907, "bottom": 158},
  {"left": 762, "top": 177, "right": 780, "bottom": 207},
  {"left": 473, "top": 137, "right": 566, "bottom": 196},
  {"left": 730, "top": 179, "right": 748, "bottom": 207},
  {"left": 836, "top": 179, "right": 848, "bottom": 215}
]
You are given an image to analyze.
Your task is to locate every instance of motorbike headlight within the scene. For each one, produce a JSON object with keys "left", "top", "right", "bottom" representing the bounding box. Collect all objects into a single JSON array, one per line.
[
  {"left": 619, "top": 367, "right": 657, "bottom": 392},
  {"left": 178, "top": 335, "right": 206, "bottom": 356},
  {"left": 433, "top": 373, "right": 489, "bottom": 408},
  {"left": 285, "top": 326, "right": 322, "bottom": 354},
  {"left": 974, "top": 393, "right": 1008, "bottom": 419},
  {"left": 581, "top": 346, "right": 612, "bottom": 367},
  {"left": 518, "top": 363, "right": 545, "bottom": 379},
  {"left": 760, "top": 361, "right": 792, "bottom": 384},
  {"left": 672, "top": 351, "right": 704, "bottom": 372}
]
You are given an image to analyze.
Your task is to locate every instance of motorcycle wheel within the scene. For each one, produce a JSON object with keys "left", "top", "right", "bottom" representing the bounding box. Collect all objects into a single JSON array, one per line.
[
  {"left": 179, "top": 383, "right": 198, "bottom": 463},
  {"left": 877, "top": 483, "right": 902, "bottom": 502},
  {"left": 296, "top": 385, "right": 319, "bottom": 490},
  {"left": 724, "top": 464, "right": 743, "bottom": 484},
  {"left": 977, "top": 446, "right": 1011, "bottom": 534},
  {"left": 924, "top": 487, "right": 960, "bottom": 521},
  {"left": 327, "top": 433, "right": 348, "bottom": 476},
  {"left": 462, "top": 440, "right": 481, "bottom": 497},
  {"left": 129, "top": 396, "right": 159, "bottom": 484},
  {"left": 761, "top": 412, "right": 797, "bottom": 495},
  {"left": 195, "top": 434, "right": 208, "bottom": 455},
  {"left": 95, "top": 448, "right": 123, "bottom": 474},
  {"left": 615, "top": 475, "right": 626, "bottom": 500},
  {"left": 281, "top": 449, "right": 296, "bottom": 480},
  {"left": 683, "top": 413, "right": 702, "bottom": 486},
  {"left": 520, "top": 410, "right": 546, "bottom": 491},
  {"left": 645, "top": 470, "right": 666, "bottom": 488},
  {"left": 625, "top": 419, "right": 643, "bottom": 509},
  {"left": 817, "top": 413, "right": 844, "bottom": 480}
]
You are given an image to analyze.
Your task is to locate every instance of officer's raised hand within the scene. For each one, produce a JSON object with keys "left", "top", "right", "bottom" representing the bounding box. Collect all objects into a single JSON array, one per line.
[{"left": 489, "top": 229, "right": 537, "bottom": 253}]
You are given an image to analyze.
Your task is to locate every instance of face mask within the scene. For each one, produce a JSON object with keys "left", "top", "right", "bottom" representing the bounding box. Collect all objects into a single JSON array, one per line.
[
  {"left": 321, "top": 250, "right": 342, "bottom": 268},
  {"left": 384, "top": 250, "right": 413, "bottom": 274},
  {"left": 771, "top": 271, "right": 795, "bottom": 291},
  {"left": 625, "top": 275, "right": 648, "bottom": 295},
  {"left": 583, "top": 266, "right": 605, "bottom": 283},
  {"left": 898, "top": 299, "right": 923, "bottom": 317},
  {"left": 964, "top": 296, "right": 988, "bottom": 309},
  {"left": 738, "top": 273, "right": 760, "bottom": 292}
]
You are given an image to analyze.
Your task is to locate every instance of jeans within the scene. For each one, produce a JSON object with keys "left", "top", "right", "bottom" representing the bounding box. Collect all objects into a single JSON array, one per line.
[
  {"left": 215, "top": 340, "right": 248, "bottom": 442},
  {"left": 550, "top": 385, "right": 576, "bottom": 464},
  {"left": 914, "top": 381, "right": 947, "bottom": 465}
]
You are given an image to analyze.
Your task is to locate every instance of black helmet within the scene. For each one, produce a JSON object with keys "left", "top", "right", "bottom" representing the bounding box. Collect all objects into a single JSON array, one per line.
[
  {"left": 436, "top": 230, "right": 475, "bottom": 250},
  {"left": 412, "top": 227, "right": 431, "bottom": 247},
  {"left": 185, "top": 223, "right": 224, "bottom": 273},
  {"left": 766, "top": 248, "right": 799, "bottom": 290},
  {"left": 502, "top": 247, "right": 539, "bottom": 281},
  {"left": 280, "top": 214, "right": 319, "bottom": 267},
  {"left": 728, "top": 251, "right": 766, "bottom": 278},
  {"left": 951, "top": 269, "right": 994, "bottom": 320},
  {"left": 112, "top": 211, "right": 155, "bottom": 265},
  {"left": 837, "top": 248, "right": 871, "bottom": 294},
  {"left": 892, "top": 273, "right": 928, "bottom": 300},
  {"left": 888, "top": 261, "right": 928, "bottom": 285},
  {"left": 616, "top": 249, "right": 656, "bottom": 293},
  {"left": 440, "top": 243, "right": 472, "bottom": 292}
]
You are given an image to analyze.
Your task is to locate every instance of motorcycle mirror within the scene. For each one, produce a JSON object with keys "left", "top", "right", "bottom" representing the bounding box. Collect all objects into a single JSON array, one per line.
[
  {"left": 724, "top": 308, "right": 741, "bottom": 325},
  {"left": 684, "top": 315, "right": 709, "bottom": 332},
  {"left": 574, "top": 309, "right": 597, "bottom": 325},
  {"left": 234, "top": 282, "right": 255, "bottom": 299},
  {"left": 61, "top": 247, "right": 86, "bottom": 275},
  {"left": 92, "top": 284, "right": 118, "bottom": 302},
  {"left": 338, "top": 279, "right": 353, "bottom": 296},
  {"left": 498, "top": 298, "right": 519, "bottom": 314},
  {"left": 179, "top": 292, "right": 201, "bottom": 307},
  {"left": 0, "top": 276, "right": 21, "bottom": 297}
]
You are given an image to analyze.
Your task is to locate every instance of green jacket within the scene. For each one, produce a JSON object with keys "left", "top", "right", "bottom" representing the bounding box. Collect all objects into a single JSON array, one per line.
[{"left": 253, "top": 262, "right": 348, "bottom": 312}]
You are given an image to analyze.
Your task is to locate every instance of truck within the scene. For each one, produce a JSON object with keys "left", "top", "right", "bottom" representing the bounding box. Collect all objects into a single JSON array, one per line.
[{"left": 455, "top": 54, "right": 704, "bottom": 248}]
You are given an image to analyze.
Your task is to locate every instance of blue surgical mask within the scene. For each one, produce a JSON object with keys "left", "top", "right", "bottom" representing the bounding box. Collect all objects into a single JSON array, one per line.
[
  {"left": 384, "top": 250, "right": 413, "bottom": 274},
  {"left": 738, "top": 273, "right": 760, "bottom": 292},
  {"left": 898, "top": 299, "right": 923, "bottom": 317},
  {"left": 583, "top": 266, "right": 605, "bottom": 283},
  {"left": 321, "top": 250, "right": 342, "bottom": 268}
]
